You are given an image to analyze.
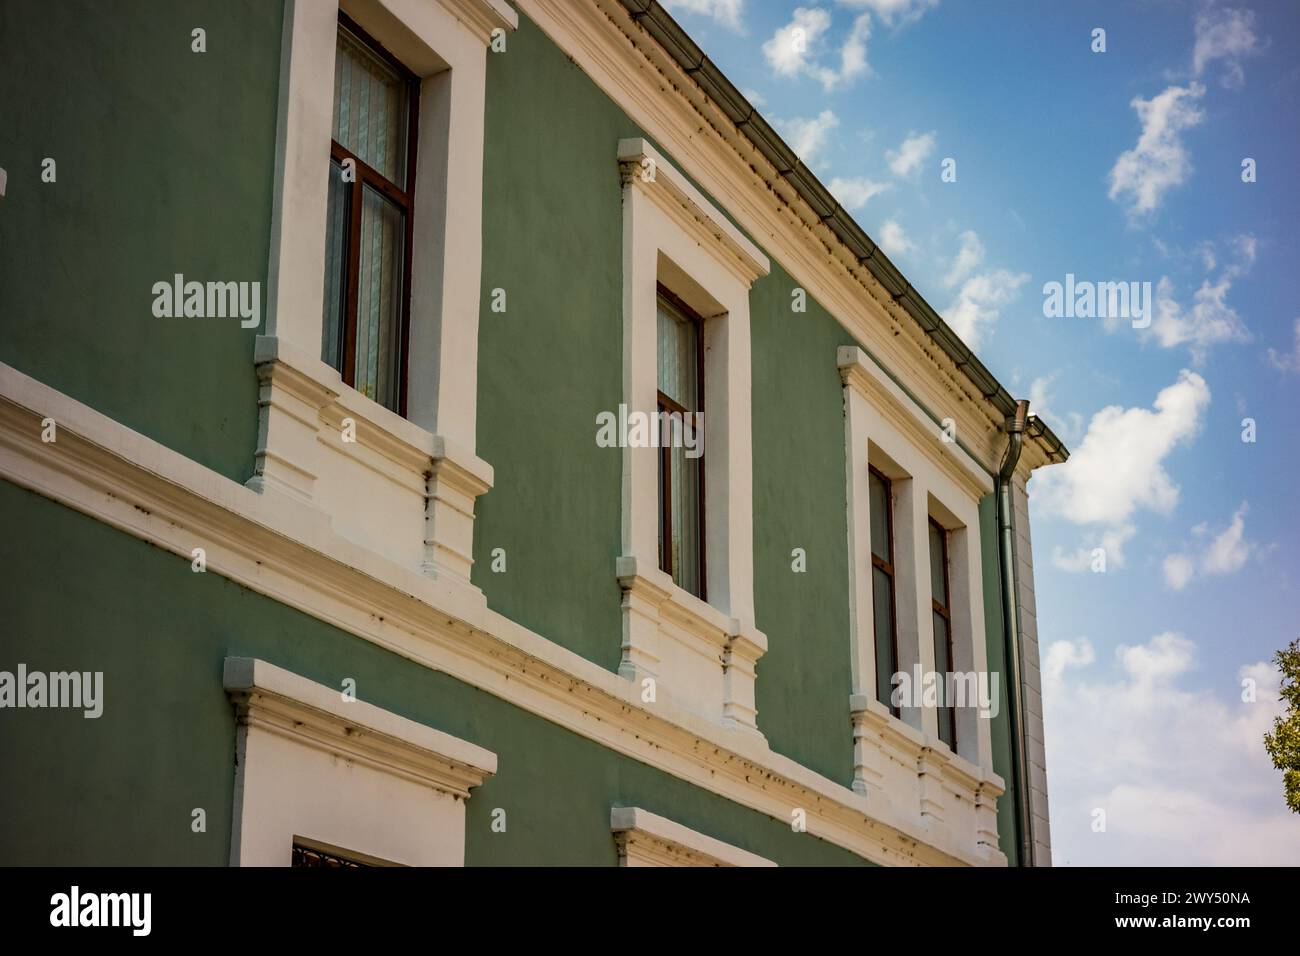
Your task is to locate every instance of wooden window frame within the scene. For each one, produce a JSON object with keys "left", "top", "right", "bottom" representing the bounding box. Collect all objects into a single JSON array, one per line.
[
  {"left": 929, "top": 517, "right": 957, "bottom": 751},
  {"left": 329, "top": 13, "right": 420, "bottom": 417},
  {"left": 868, "top": 465, "right": 900, "bottom": 716},
  {"left": 656, "top": 285, "right": 707, "bottom": 601}
]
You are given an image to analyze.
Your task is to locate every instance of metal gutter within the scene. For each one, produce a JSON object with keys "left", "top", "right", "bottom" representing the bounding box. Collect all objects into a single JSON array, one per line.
[
  {"left": 617, "top": 0, "right": 1069, "bottom": 465},
  {"left": 997, "top": 400, "right": 1035, "bottom": 866}
]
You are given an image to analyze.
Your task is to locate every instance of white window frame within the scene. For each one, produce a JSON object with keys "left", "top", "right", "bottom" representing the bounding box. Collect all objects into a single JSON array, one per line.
[
  {"left": 224, "top": 657, "right": 496, "bottom": 867},
  {"left": 610, "top": 807, "right": 775, "bottom": 867},
  {"left": 249, "top": 0, "right": 515, "bottom": 589},
  {"left": 839, "top": 346, "right": 1005, "bottom": 862},
  {"left": 615, "top": 138, "right": 769, "bottom": 733}
]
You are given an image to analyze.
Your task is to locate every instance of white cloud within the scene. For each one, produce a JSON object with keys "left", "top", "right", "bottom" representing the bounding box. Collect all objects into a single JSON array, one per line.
[
  {"left": 1035, "top": 370, "right": 1210, "bottom": 526},
  {"left": 1196, "top": 501, "right": 1253, "bottom": 576},
  {"left": 773, "top": 109, "right": 840, "bottom": 166},
  {"left": 886, "top": 130, "right": 935, "bottom": 177},
  {"left": 1162, "top": 552, "right": 1196, "bottom": 590},
  {"left": 1193, "top": 6, "right": 1260, "bottom": 88},
  {"left": 943, "top": 229, "right": 983, "bottom": 287},
  {"left": 1051, "top": 524, "right": 1136, "bottom": 573},
  {"left": 1151, "top": 276, "right": 1251, "bottom": 360},
  {"left": 839, "top": 0, "right": 939, "bottom": 28},
  {"left": 1028, "top": 373, "right": 1085, "bottom": 445},
  {"left": 1044, "top": 637, "right": 1096, "bottom": 681},
  {"left": 876, "top": 217, "right": 915, "bottom": 257},
  {"left": 662, "top": 0, "right": 746, "bottom": 31},
  {"left": 941, "top": 268, "right": 1029, "bottom": 350},
  {"left": 1266, "top": 318, "right": 1300, "bottom": 373},
  {"left": 1108, "top": 83, "right": 1205, "bottom": 217},
  {"left": 828, "top": 176, "right": 891, "bottom": 210},
  {"left": 1044, "top": 632, "right": 1296, "bottom": 865},
  {"left": 1149, "top": 235, "right": 1256, "bottom": 362},
  {"left": 763, "top": 9, "right": 872, "bottom": 91}
]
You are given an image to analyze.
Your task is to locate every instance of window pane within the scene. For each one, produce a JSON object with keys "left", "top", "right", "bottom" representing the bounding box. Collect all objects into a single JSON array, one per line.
[
  {"left": 933, "top": 611, "right": 956, "bottom": 749},
  {"left": 321, "top": 158, "right": 351, "bottom": 371},
  {"left": 932, "top": 610, "right": 952, "bottom": 674},
  {"left": 871, "top": 565, "right": 896, "bottom": 709},
  {"left": 657, "top": 297, "right": 699, "bottom": 410},
  {"left": 334, "top": 26, "right": 409, "bottom": 187},
  {"left": 929, "top": 521, "right": 947, "bottom": 605},
  {"left": 868, "top": 471, "right": 890, "bottom": 562},
  {"left": 354, "top": 185, "right": 406, "bottom": 412},
  {"left": 669, "top": 442, "right": 702, "bottom": 597}
]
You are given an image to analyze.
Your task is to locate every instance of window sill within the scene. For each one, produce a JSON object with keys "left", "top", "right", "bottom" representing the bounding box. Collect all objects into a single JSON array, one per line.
[
  {"left": 247, "top": 334, "right": 493, "bottom": 586},
  {"left": 616, "top": 555, "right": 767, "bottom": 734},
  {"left": 849, "top": 694, "right": 1005, "bottom": 863}
]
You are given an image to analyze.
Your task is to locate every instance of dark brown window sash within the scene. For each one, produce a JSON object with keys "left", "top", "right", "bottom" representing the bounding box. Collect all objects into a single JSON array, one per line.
[
  {"left": 868, "top": 465, "right": 900, "bottom": 717},
  {"left": 332, "top": 13, "right": 420, "bottom": 418},
  {"left": 930, "top": 516, "right": 957, "bottom": 751},
  {"left": 656, "top": 286, "right": 706, "bottom": 601}
]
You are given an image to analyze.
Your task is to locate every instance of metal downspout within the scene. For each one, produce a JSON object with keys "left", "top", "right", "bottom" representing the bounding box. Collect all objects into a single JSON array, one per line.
[{"left": 998, "top": 399, "right": 1035, "bottom": 866}]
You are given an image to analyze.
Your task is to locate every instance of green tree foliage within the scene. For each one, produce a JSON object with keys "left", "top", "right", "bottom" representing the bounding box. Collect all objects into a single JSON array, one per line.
[{"left": 1263, "top": 639, "right": 1300, "bottom": 813}]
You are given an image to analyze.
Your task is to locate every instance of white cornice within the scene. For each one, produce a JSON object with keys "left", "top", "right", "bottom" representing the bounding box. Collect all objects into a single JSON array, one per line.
[
  {"left": 618, "top": 138, "right": 769, "bottom": 285},
  {"left": 439, "top": 0, "right": 519, "bottom": 42},
  {"left": 225, "top": 657, "right": 497, "bottom": 798},
  {"left": 611, "top": 806, "right": 776, "bottom": 867},
  {"left": 0, "top": 362, "right": 997, "bottom": 866},
  {"left": 838, "top": 345, "right": 993, "bottom": 501}
]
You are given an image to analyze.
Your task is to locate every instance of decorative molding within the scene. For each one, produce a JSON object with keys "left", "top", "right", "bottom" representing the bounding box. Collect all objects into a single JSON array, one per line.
[
  {"left": 616, "top": 556, "right": 766, "bottom": 733},
  {"left": 610, "top": 806, "right": 776, "bottom": 867},
  {"left": 224, "top": 656, "right": 497, "bottom": 799},
  {"left": 224, "top": 656, "right": 495, "bottom": 866},
  {"left": 617, "top": 138, "right": 769, "bottom": 285},
  {"left": 436, "top": 0, "right": 519, "bottom": 42},
  {"left": 850, "top": 695, "right": 1007, "bottom": 866},
  {"left": 247, "top": 335, "right": 493, "bottom": 586},
  {"left": 0, "top": 362, "right": 1001, "bottom": 866},
  {"left": 838, "top": 345, "right": 993, "bottom": 502}
]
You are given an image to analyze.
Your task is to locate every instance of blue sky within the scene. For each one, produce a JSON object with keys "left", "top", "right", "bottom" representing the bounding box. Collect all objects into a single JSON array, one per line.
[{"left": 662, "top": 0, "right": 1300, "bottom": 863}]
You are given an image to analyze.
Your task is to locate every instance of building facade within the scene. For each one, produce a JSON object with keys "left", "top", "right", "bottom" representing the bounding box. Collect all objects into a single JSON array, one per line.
[{"left": 0, "top": 0, "right": 1066, "bottom": 866}]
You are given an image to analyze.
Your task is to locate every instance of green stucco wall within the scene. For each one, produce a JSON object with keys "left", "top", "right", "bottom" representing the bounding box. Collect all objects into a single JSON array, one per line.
[
  {"left": 0, "top": 481, "right": 868, "bottom": 866},
  {"left": 0, "top": 0, "right": 281, "bottom": 484}
]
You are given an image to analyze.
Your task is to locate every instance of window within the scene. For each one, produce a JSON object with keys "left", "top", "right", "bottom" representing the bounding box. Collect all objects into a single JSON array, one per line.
[
  {"left": 657, "top": 288, "right": 705, "bottom": 599},
  {"left": 321, "top": 15, "right": 419, "bottom": 415},
  {"left": 929, "top": 518, "right": 956, "bottom": 750},
  {"left": 291, "top": 843, "right": 369, "bottom": 868},
  {"left": 868, "top": 467, "right": 899, "bottom": 714}
]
